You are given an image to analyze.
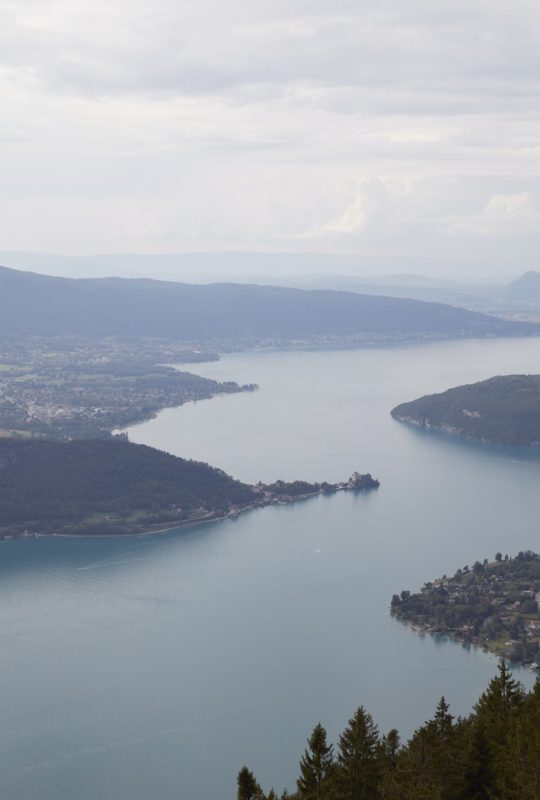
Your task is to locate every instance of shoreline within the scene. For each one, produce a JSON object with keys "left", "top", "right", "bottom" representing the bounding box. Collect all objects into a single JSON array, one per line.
[
  {"left": 392, "top": 413, "right": 540, "bottom": 448},
  {"left": 395, "top": 616, "right": 540, "bottom": 674},
  {"left": 0, "top": 508, "right": 238, "bottom": 543}
]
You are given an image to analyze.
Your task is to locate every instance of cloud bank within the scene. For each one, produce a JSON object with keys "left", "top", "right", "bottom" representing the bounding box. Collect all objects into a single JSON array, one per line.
[{"left": 0, "top": 0, "right": 539, "bottom": 278}]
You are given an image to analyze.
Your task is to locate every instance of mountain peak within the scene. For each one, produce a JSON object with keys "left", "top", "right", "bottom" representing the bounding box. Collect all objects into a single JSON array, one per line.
[{"left": 507, "top": 271, "right": 540, "bottom": 299}]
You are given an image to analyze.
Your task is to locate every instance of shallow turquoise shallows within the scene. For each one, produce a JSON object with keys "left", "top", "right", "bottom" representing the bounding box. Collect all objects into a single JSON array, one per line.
[{"left": 3, "top": 338, "right": 540, "bottom": 799}]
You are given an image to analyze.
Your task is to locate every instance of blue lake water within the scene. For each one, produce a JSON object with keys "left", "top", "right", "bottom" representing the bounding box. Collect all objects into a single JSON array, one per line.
[{"left": 2, "top": 338, "right": 540, "bottom": 798}]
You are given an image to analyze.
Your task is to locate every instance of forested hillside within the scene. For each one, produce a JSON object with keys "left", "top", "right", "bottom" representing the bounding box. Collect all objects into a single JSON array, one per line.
[
  {"left": 392, "top": 374, "right": 540, "bottom": 445},
  {"left": 0, "top": 438, "right": 256, "bottom": 536}
]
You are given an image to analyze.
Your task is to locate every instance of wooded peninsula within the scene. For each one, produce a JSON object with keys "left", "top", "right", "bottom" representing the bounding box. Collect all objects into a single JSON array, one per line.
[
  {"left": 391, "top": 550, "right": 540, "bottom": 669},
  {"left": 0, "top": 438, "right": 379, "bottom": 538},
  {"left": 391, "top": 374, "right": 540, "bottom": 445}
]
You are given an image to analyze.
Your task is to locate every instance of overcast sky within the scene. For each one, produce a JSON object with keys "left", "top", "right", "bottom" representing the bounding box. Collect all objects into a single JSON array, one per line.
[{"left": 1, "top": 0, "right": 539, "bottom": 279}]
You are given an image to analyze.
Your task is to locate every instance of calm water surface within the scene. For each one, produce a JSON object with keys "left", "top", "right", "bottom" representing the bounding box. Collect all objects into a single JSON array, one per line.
[{"left": 3, "top": 339, "right": 540, "bottom": 799}]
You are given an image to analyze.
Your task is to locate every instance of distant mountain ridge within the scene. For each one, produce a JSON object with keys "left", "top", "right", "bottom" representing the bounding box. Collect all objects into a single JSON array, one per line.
[
  {"left": 0, "top": 265, "right": 537, "bottom": 343},
  {"left": 507, "top": 271, "right": 540, "bottom": 300}
]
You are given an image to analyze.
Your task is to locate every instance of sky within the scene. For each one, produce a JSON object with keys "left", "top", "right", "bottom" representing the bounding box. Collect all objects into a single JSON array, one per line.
[{"left": 1, "top": 0, "right": 539, "bottom": 280}]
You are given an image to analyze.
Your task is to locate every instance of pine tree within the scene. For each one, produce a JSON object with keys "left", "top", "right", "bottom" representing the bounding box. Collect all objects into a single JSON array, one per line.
[
  {"left": 474, "top": 661, "right": 523, "bottom": 747},
  {"left": 475, "top": 661, "right": 524, "bottom": 719},
  {"left": 433, "top": 697, "right": 453, "bottom": 737},
  {"left": 426, "top": 697, "right": 465, "bottom": 800},
  {"left": 380, "top": 729, "right": 400, "bottom": 771},
  {"left": 334, "top": 706, "right": 380, "bottom": 800},
  {"left": 297, "top": 723, "right": 334, "bottom": 799},
  {"left": 463, "top": 720, "right": 492, "bottom": 800},
  {"left": 463, "top": 662, "right": 524, "bottom": 799},
  {"left": 378, "top": 729, "right": 401, "bottom": 800},
  {"left": 491, "top": 678, "right": 540, "bottom": 799},
  {"left": 237, "top": 766, "right": 260, "bottom": 800}
]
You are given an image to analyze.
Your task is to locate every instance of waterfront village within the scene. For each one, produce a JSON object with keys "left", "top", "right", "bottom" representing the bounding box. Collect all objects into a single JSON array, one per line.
[{"left": 392, "top": 551, "right": 540, "bottom": 670}]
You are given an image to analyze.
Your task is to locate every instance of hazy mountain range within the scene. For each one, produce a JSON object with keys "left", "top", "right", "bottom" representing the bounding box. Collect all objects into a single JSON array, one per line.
[
  {"left": 0, "top": 264, "right": 537, "bottom": 343},
  {"left": 1, "top": 251, "right": 539, "bottom": 313},
  {"left": 0, "top": 251, "right": 488, "bottom": 284}
]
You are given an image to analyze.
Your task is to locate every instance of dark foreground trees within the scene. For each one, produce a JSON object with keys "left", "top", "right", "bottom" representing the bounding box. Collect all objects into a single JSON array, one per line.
[
  {"left": 237, "top": 662, "right": 540, "bottom": 800},
  {"left": 296, "top": 723, "right": 334, "bottom": 800},
  {"left": 297, "top": 723, "right": 334, "bottom": 799},
  {"left": 237, "top": 767, "right": 261, "bottom": 800},
  {"left": 334, "top": 707, "right": 380, "bottom": 800}
]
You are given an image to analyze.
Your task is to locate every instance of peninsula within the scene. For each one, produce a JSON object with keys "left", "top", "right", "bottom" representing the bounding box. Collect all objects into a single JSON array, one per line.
[
  {"left": 0, "top": 439, "right": 379, "bottom": 538},
  {"left": 391, "top": 374, "right": 540, "bottom": 445},
  {"left": 391, "top": 551, "right": 540, "bottom": 669}
]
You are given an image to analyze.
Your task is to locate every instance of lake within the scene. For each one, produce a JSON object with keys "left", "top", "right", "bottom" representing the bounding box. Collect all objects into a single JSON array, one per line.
[{"left": 2, "top": 338, "right": 540, "bottom": 799}]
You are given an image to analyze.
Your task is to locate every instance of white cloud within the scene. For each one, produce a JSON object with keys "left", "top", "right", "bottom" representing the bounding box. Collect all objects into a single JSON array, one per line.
[
  {"left": 0, "top": 0, "right": 539, "bottom": 277},
  {"left": 484, "top": 192, "right": 535, "bottom": 218},
  {"left": 444, "top": 192, "right": 540, "bottom": 236},
  {"left": 292, "top": 176, "right": 426, "bottom": 240},
  {"left": 299, "top": 194, "right": 367, "bottom": 239}
]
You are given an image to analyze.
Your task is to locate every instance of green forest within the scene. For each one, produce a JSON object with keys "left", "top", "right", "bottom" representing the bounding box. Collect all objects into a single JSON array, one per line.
[
  {"left": 391, "top": 374, "right": 540, "bottom": 445},
  {"left": 0, "top": 438, "right": 256, "bottom": 536},
  {"left": 237, "top": 663, "right": 540, "bottom": 799}
]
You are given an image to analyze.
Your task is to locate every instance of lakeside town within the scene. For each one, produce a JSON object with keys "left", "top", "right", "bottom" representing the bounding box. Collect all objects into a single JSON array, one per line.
[{"left": 0, "top": 336, "right": 256, "bottom": 439}]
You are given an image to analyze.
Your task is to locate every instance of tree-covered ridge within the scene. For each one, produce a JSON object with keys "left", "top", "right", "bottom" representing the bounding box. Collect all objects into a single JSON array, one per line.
[
  {"left": 391, "top": 374, "right": 540, "bottom": 445},
  {"left": 392, "top": 551, "right": 540, "bottom": 669},
  {"left": 238, "top": 663, "right": 540, "bottom": 800},
  {"left": 0, "top": 439, "right": 379, "bottom": 537},
  {"left": 0, "top": 438, "right": 257, "bottom": 536}
]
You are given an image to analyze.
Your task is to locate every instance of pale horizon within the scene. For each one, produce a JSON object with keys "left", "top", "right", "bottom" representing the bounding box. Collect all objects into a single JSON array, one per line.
[{"left": 0, "top": 248, "right": 533, "bottom": 285}]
